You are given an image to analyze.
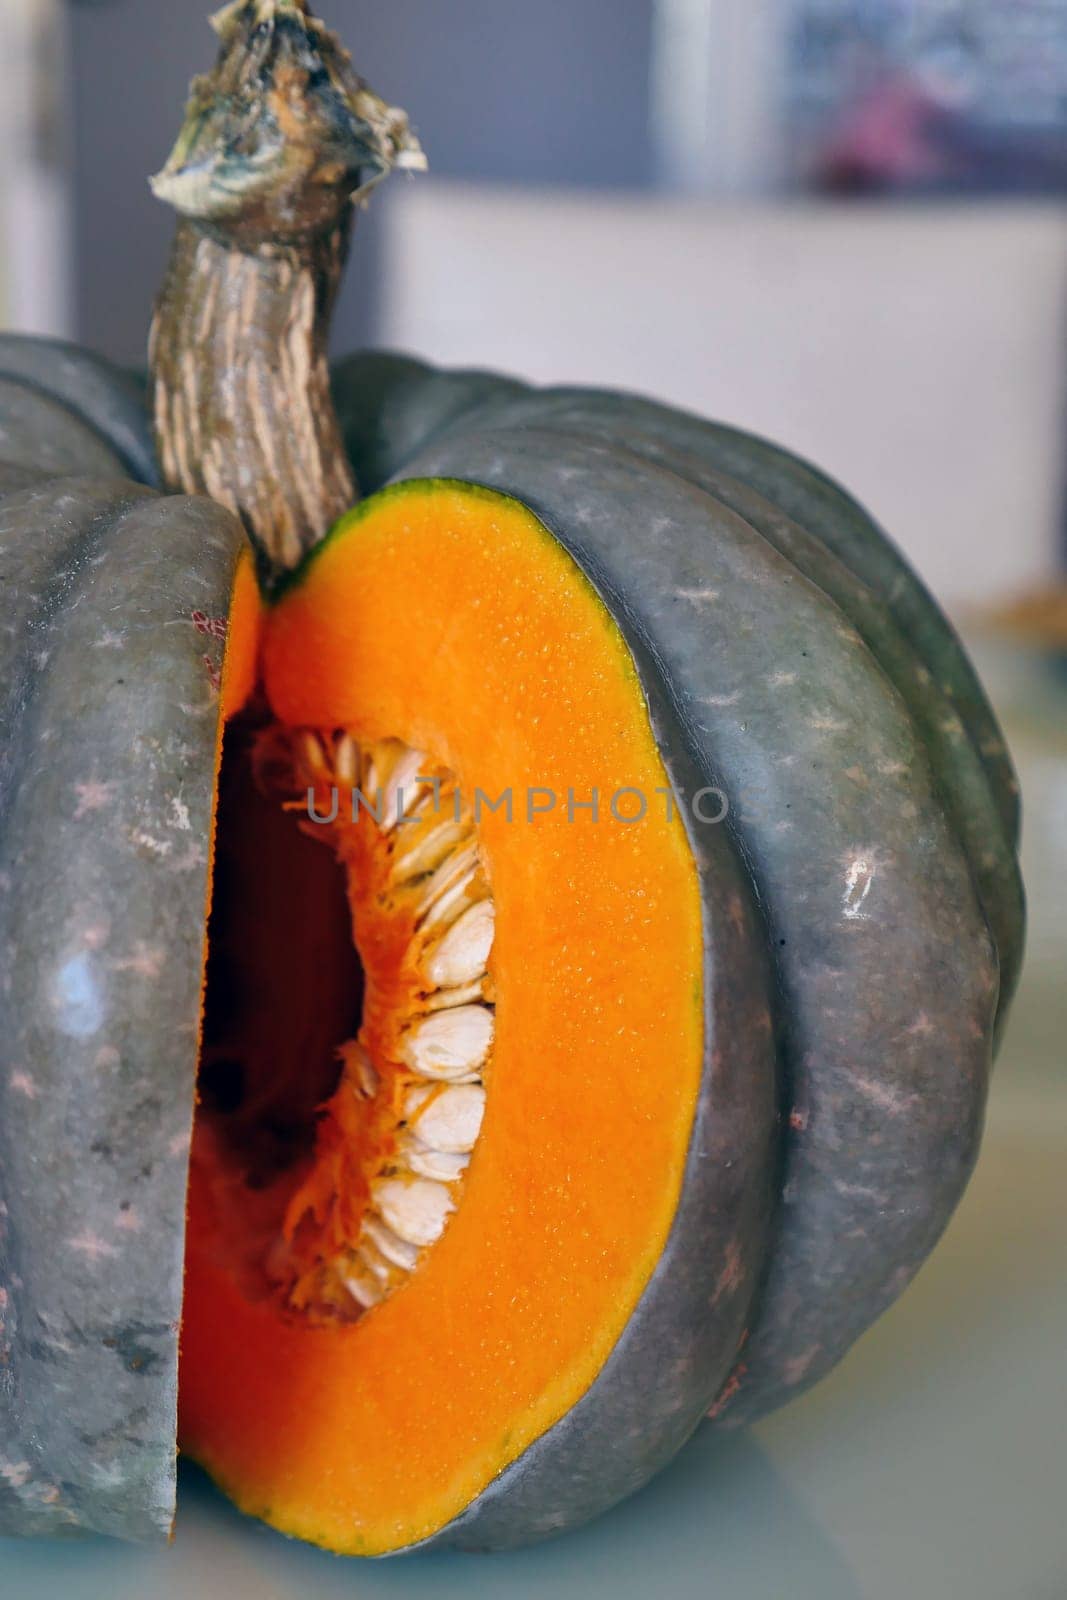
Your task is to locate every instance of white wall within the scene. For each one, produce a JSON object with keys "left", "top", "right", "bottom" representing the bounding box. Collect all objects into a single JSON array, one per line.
[
  {"left": 0, "top": 0, "right": 71, "bottom": 337},
  {"left": 379, "top": 184, "right": 1067, "bottom": 610},
  {"left": 650, "top": 0, "right": 784, "bottom": 194}
]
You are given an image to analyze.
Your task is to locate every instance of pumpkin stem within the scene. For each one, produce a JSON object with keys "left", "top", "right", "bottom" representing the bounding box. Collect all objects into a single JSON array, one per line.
[{"left": 149, "top": 0, "right": 425, "bottom": 581}]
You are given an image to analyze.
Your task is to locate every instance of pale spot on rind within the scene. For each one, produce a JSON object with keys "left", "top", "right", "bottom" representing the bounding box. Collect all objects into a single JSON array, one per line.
[
  {"left": 69, "top": 1231, "right": 118, "bottom": 1261},
  {"left": 52, "top": 953, "right": 105, "bottom": 1039},
  {"left": 842, "top": 854, "right": 876, "bottom": 920},
  {"left": 835, "top": 1180, "right": 887, "bottom": 1202},
  {"left": 169, "top": 842, "right": 209, "bottom": 874},
  {"left": 128, "top": 828, "right": 173, "bottom": 859},
  {"left": 112, "top": 942, "right": 165, "bottom": 981},
  {"left": 168, "top": 796, "right": 191, "bottom": 831},
  {"left": 853, "top": 1075, "right": 913, "bottom": 1114},
  {"left": 782, "top": 1344, "right": 821, "bottom": 1386},
  {"left": 710, "top": 1238, "right": 744, "bottom": 1306},
  {"left": 73, "top": 780, "right": 116, "bottom": 819}
]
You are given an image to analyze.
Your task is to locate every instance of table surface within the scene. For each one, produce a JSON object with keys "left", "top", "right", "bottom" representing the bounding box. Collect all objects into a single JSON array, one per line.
[{"left": 2, "top": 638, "right": 1065, "bottom": 1600}]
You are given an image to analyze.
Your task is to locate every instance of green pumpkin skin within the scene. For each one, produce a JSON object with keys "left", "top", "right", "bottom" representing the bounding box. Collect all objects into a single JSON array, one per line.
[
  {"left": 0, "top": 335, "right": 160, "bottom": 488},
  {"left": 0, "top": 337, "right": 1022, "bottom": 1547},
  {"left": 0, "top": 361, "right": 243, "bottom": 1540}
]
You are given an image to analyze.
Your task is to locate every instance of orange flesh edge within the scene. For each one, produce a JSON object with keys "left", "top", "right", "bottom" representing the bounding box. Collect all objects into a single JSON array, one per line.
[
  {"left": 182, "top": 483, "right": 704, "bottom": 1554},
  {"left": 219, "top": 545, "right": 261, "bottom": 718}
]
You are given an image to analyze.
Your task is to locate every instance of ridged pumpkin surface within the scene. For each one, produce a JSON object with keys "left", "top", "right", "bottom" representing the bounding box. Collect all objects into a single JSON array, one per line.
[
  {"left": 0, "top": 332, "right": 1023, "bottom": 1551},
  {"left": 0, "top": 349, "right": 243, "bottom": 1539}
]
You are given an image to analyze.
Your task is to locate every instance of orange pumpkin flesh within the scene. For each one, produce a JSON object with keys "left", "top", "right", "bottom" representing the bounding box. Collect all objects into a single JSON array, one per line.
[{"left": 181, "top": 483, "right": 704, "bottom": 1554}]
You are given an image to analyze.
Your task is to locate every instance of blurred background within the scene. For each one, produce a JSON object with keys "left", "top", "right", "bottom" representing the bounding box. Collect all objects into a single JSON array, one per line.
[{"left": 1, "top": 0, "right": 1066, "bottom": 611}]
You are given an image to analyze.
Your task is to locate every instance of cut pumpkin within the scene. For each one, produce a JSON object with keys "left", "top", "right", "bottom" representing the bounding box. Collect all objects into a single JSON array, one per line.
[
  {"left": 183, "top": 483, "right": 710, "bottom": 1553},
  {"left": 0, "top": 0, "right": 1020, "bottom": 1556}
]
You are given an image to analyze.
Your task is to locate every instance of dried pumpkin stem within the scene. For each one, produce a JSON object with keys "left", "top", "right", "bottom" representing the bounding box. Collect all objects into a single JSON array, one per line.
[{"left": 149, "top": 0, "right": 425, "bottom": 581}]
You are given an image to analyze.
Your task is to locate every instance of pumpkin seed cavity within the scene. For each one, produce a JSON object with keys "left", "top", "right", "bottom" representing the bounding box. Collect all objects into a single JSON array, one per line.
[{"left": 197, "top": 721, "right": 495, "bottom": 1325}]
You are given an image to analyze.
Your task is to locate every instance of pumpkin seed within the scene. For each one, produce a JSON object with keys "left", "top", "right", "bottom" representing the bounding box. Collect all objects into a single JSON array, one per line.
[
  {"left": 362, "top": 1215, "right": 420, "bottom": 1272},
  {"left": 374, "top": 1177, "right": 454, "bottom": 1247},
  {"left": 267, "top": 727, "right": 495, "bottom": 1322},
  {"left": 424, "top": 900, "right": 495, "bottom": 988},
  {"left": 414, "top": 842, "right": 479, "bottom": 920},
  {"left": 419, "top": 862, "right": 482, "bottom": 933},
  {"left": 410, "top": 1083, "right": 486, "bottom": 1153},
  {"left": 401, "top": 1081, "right": 437, "bottom": 1123},
  {"left": 333, "top": 731, "right": 359, "bottom": 786},
  {"left": 398, "top": 1005, "right": 493, "bottom": 1080},
  {"left": 357, "top": 1237, "right": 399, "bottom": 1285},
  {"left": 402, "top": 1139, "right": 470, "bottom": 1183},
  {"left": 421, "top": 979, "right": 487, "bottom": 1013},
  {"left": 352, "top": 1043, "right": 380, "bottom": 1099},
  {"left": 342, "top": 1266, "right": 383, "bottom": 1309},
  {"left": 298, "top": 729, "right": 330, "bottom": 780},
  {"left": 393, "top": 815, "right": 470, "bottom": 884},
  {"left": 380, "top": 747, "right": 429, "bottom": 832}
]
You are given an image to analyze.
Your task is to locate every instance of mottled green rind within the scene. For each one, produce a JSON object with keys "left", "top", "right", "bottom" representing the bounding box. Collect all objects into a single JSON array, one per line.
[
  {"left": 0, "top": 459, "right": 244, "bottom": 1541},
  {"left": 0, "top": 337, "right": 160, "bottom": 488},
  {"left": 332, "top": 353, "right": 526, "bottom": 500}
]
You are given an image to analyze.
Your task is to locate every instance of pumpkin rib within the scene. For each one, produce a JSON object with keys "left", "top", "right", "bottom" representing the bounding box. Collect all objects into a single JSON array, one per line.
[
  {"left": 520, "top": 386, "right": 1021, "bottom": 853},
  {"left": 0, "top": 336, "right": 159, "bottom": 488},
  {"left": 723, "top": 426, "right": 1022, "bottom": 840},
  {"left": 388, "top": 424, "right": 999, "bottom": 1428},
  {"left": 622, "top": 399, "right": 1021, "bottom": 850},
  {"left": 0, "top": 376, "right": 129, "bottom": 485},
  {"left": 0, "top": 480, "right": 244, "bottom": 1540},
  {"left": 332, "top": 351, "right": 526, "bottom": 502}
]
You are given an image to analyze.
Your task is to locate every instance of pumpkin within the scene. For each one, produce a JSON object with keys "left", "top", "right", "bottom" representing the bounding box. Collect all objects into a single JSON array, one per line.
[
  {"left": 0, "top": 0, "right": 1023, "bottom": 1557},
  {"left": 0, "top": 350, "right": 243, "bottom": 1539}
]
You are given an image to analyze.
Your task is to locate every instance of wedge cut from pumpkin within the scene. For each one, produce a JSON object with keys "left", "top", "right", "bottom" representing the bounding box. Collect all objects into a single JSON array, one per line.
[{"left": 181, "top": 480, "right": 777, "bottom": 1554}]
